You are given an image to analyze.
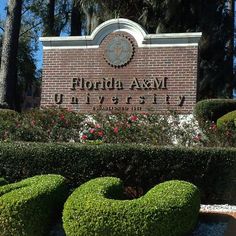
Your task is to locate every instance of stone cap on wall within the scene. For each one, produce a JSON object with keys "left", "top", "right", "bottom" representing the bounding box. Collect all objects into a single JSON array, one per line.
[{"left": 40, "top": 18, "right": 202, "bottom": 49}]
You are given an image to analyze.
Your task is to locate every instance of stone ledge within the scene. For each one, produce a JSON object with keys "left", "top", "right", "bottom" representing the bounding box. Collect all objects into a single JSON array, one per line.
[{"left": 40, "top": 18, "right": 202, "bottom": 49}]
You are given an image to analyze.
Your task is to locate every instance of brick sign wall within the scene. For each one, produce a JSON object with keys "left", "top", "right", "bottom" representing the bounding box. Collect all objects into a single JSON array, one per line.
[{"left": 40, "top": 19, "right": 201, "bottom": 113}]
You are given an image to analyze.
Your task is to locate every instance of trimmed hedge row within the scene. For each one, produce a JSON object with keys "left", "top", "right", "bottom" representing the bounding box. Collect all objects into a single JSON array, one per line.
[
  {"left": 0, "top": 174, "right": 68, "bottom": 236},
  {"left": 194, "top": 99, "right": 236, "bottom": 125},
  {"left": 63, "top": 177, "right": 200, "bottom": 236},
  {"left": 0, "top": 142, "right": 235, "bottom": 204}
]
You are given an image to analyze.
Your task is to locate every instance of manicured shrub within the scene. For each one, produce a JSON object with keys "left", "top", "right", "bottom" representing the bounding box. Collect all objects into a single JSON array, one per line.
[
  {"left": 1, "top": 107, "right": 236, "bottom": 147},
  {"left": 63, "top": 177, "right": 200, "bottom": 236},
  {"left": 0, "top": 174, "right": 68, "bottom": 236},
  {"left": 14, "top": 108, "right": 85, "bottom": 142},
  {"left": 80, "top": 112, "right": 198, "bottom": 146},
  {"left": 194, "top": 99, "right": 236, "bottom": 126},
  {"left": 217, "top": 110, "right": 236, "bottom": 129},
  {"left": 0, "top": 142, "right": 235, "bottom": 204},
  {"left": 0, "top": 177, "right": 8, "bottom": 186},
  {"left": 0, "top": 107, "right": 200, "bottom": 146},
  {"left": 0, "top": 109, "right": 19, "bottom": 141}
]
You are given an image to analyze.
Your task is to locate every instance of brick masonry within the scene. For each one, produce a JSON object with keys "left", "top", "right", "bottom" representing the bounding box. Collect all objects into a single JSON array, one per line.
[{"left": 40, "top": 19, "right": 201, "bottom": 114}]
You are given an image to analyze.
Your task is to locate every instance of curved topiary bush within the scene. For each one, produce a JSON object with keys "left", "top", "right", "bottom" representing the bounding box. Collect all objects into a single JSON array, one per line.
[
  {"left": 194, "top": 99, "right": 236, "bottom": 127},
  {"left": 0, "top": 174, "right": 68, "bottom": 236},
  {"left": 63, "top": 177, "right": 200, "bottom": 236},
  {"left": 217, "top": 110, "right": 236, "bottom": 129}
]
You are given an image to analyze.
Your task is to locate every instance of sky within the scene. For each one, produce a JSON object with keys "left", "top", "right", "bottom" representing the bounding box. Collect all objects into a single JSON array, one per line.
[
  {"left": 0, "top": 0, "right": 7, "bottom": 18},
  {"left": 0, "top": 0, "right": 43, "bottom": 70}
]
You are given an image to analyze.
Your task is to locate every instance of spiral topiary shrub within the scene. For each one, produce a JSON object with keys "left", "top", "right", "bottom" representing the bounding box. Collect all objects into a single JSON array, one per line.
[
  {"left": 217, "top": 110, "right": 236, "bottom": 129},
  {"left": 0, "top": 174, "right": 68, "bottom": 236},
  {"left": 63, "top": 177, "right": 200, "bottom": 236}
]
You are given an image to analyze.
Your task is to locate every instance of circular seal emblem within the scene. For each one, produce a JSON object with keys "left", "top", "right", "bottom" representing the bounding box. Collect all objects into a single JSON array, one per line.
[{"left": 104, "top": 35, "right": 134, "bottom": 67}]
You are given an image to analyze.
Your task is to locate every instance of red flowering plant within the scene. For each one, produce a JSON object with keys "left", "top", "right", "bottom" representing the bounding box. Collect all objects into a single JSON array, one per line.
[
  {"left": 192, "top": 133, "right": 205, "bottom": 146},
  {"left": 2, "top": 107, "right": 236, "bottom": 147},
  {"left": 0, "top": 109, "right": 19, "bottom": 141},
  {"left": 91, "top": 112, "right": 152, "bottom": 144},
  {"left": 195, "top": 120, "right": 236, "bottom": 147},
  {"left": 129, "top": 115, "right": 138, "bottom": 122},
  {"left": 12, "top": 108, "right": 85, "bottom": 142},
  {"left": 91, "top": 112, "right": 205, "bottom": 146},
  {"left": 80, "top": 120, "right": 105, "bottom": 143}
]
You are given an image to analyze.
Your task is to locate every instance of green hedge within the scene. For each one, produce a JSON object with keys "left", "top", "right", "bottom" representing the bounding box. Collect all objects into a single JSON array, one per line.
[
  {"left": 194, "top": 99, "right": 236, "bottom": 126},
  {"left": 0, "top": 174, "right": 68, "bottom": 236},
  {"left": 63, "top": 177, "right": 200, "bottom": 236},
  {"left": 0, "top": 142, "right": 235, "bottom": 204},
  {"left": 217, "top": 110, "right": 236, "bottom": 129}
]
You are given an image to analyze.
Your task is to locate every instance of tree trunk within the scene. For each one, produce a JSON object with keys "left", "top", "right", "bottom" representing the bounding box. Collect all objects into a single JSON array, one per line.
[
  {"left": 43, "top": 0, "right": 56, "bottom": 36},
  {"left": 0, "top": 0, "right": 22, "bottom": 110},
  {"left": 71, "top": 0, "right": 82, "bottom": 36},
  {"left": 229, "top": 0, "right": 235, "bottom": 91}
]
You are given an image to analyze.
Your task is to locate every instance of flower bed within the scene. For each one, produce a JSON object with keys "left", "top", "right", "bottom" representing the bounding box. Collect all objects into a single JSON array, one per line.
[{"left": 1, "top": 108, "right": 236, "bottom": 147}]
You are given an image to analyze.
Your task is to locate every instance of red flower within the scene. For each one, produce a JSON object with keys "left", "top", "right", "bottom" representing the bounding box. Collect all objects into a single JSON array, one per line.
[
  {"left": 193, "top": 133, "right": 202, "bottom": 142},
  {"left": 113, "top": 127, "right": 119, "bottom": 134},
  {"left": 89, "top": 128, "right": 95, "bottom": 134},
  {"left": 31, "top": 120, "right": 36, "bottom": 126},
  {"left": 95, "top": 124, "right": 101, "bottom": 129},
  {"left": 82, "top": 134, "right": 88, "bottom": 140},
  {"left": 209, "top": 122, "right": 217, "bottom": 130},
  {"left": 98, "top": 131, "right": 104, "bottom": 137},
  {"left": 226, "top": 131, "right": 232, "bottom": 137},
  {"left": 60, "top": 114, "right": 65, "bottom": 120},
  {"left": 130, "top": 115, "right": 138, "bottom": 122}
]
